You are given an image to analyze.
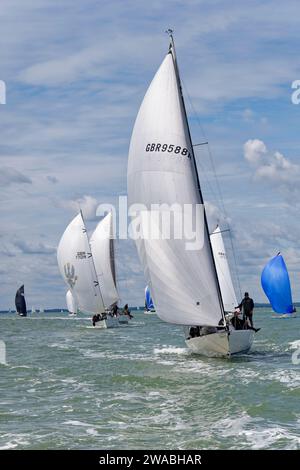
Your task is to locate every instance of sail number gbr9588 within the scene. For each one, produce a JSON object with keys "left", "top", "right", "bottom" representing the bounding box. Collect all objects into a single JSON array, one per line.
[{"left": 145, "top": 143, "right": 191, "bottom": 159}]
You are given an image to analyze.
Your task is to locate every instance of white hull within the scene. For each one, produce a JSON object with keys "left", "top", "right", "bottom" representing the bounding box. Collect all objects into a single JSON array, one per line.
[
  {"left": 144, "top": 310, "right": 156, "bottom": 315},
  {"left": 186, "top": 329, "right": 255, "bottom": 358},
  {"left": 272, "top": 313, "right": 297, "bottom": 318},
  {"left": 92, "top": 316, "right": 120, "bottom": 329}
]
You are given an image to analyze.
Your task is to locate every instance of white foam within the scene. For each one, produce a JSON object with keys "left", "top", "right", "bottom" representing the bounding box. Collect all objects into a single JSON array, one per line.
[
  {"left": 86, "top": 428, "right": 98, "bottom": 436},
  {"left": 288, "top": 339, "right": 300, "bottom": 350},
  {"left": 218, "top": 412, "right": 300, "bottom": 449},
  {"left": 153, "top": 346, "right": 188, "bottom": 355},
  {"left": 63, "top": 420, "right": 91, "bottom": 427},
  {"left": 267, "top": 370, "right": 300, "bottom": 388}
]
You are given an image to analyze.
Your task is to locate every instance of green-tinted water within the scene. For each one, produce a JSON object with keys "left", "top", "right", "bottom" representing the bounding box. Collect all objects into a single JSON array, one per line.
[{"left": 0, "top": 309, "right": 299, "bottom": 449}]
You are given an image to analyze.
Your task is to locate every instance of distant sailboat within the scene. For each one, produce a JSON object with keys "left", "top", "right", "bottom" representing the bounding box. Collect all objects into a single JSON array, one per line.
[
  {"left": 210, "top": 225, "right": 238, "bottom": 313},
  {"left": 57, "top": 212, "right": 119, "bottom": 328},
  {"left": 144, "top": 285, "right": 156, "bottom": 314},
  {"left": 261, "top": 252, "right": 296, "bottom": 318},
  {"left": 90, "top": 212, "right": 128, "bottom": 325},
  {"left": 127, "top": 33, "right": 256, "bottom": 357},
  {"left": 15, "top": 285, "right": 27, "bottom": 317},
  {"left": 66, "top": 289, "right": 78, "bottom": 316}
]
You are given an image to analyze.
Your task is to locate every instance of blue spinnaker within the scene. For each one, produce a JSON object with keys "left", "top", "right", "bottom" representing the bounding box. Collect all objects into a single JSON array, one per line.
[
  {"left": 261, "top": 253, "right": 294, "bottom": 314},
  {"left": 145, "top": 285, "right": 154, "bottom": 310}
]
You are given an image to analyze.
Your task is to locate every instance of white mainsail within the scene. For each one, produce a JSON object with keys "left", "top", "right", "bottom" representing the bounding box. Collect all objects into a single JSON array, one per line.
[
  {"left": 66, "top": 289, "right": 78, "bottom": 314},
  {"left": 57, "top": 213, "right": 105, "bottom": 314},
  {"left": 90, "top": 212, "right": 119, "bottom": 309},
  {"left": 127, "top": 45, "right": 224, "bottom": 327},
  {"left": 210, "top": 226, "right": 238, "bottom": 312}
]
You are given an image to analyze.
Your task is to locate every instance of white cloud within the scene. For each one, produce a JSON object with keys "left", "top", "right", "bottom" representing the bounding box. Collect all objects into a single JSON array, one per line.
[
  {"left": 244, "top": 139, "right": 300, "bottom": 187},
  {"left": 255, "top": 151, "right": 300, "bottom": 183},
  {"left": 244, "top": 139, "right": 267, "bottom": 164},
  {"left": 13, "top": 239, "right": 56, "bottom": 255},
  {"left": 59, "top": 195, "right": 99, "bottom": 221}
]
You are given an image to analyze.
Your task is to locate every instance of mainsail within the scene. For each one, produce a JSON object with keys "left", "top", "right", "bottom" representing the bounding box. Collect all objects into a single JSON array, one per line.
[
  {"left": 90, "top": 212, "right": 119, "bottom": 309},
  {"left": 127, "top": 38, "right": 225, "bottom": 327},
  {"left": 57, "top": 212, "right": 105, "bottom": 315},
  {"left": 145, "top": 285, "right": 154, "bottom": 310},
  {"left": 15, "top": 284, "right": 27, "bottom": 316},
  {"left": 261, "top": 253, "right": 294, "bottom": 314},
  {"left": 210, "top": 225, "right": 238, "bottom": 312},
  {"left": 66, "top": 289, "right": 78, "bottom": 314}
]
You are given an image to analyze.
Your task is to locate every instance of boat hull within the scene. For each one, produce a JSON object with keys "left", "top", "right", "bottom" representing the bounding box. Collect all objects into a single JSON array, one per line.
[
  {"left": 272, "top": 312, "right": 297, "bottom": 318},
  {"left": 186, "top": 329, "right": 255, "bottom": 358},
  {"left": 92, "top": 316, "right": 120, "bottom": 329},
  {"left": 144, "top": 310, "right": 156, "bottom": 315}
]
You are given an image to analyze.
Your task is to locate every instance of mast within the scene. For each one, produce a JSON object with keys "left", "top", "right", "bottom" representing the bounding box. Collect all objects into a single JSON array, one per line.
[
  {"left": 166, "top": 30, "right": 226, "bottom": 325},
  {"left": 79, "top": 210, "right": 105, "bottom": 313}
]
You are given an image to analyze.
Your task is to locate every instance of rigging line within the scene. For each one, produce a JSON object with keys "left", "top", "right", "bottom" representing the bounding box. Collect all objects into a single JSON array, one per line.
[
  {"left": 181, "top": 79, "right": 242, "bottom": 299},
  {"left": 181, "top": 79, "right": 226, "bottom": 215}
]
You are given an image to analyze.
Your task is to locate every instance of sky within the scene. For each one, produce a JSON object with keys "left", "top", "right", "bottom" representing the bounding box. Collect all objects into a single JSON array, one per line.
[{"left": 0, "top": 0, "right": 300, "bottom": 309}]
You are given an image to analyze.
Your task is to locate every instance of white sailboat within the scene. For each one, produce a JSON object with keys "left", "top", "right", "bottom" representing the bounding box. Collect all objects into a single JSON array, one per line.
[
  {"left": 90, "top": 212, "right": 128, "bottom": 325},
  {"left": 66, "top": 289, "right": 78, "bottom": 316},
  {"left": 127, "top": 33, "right": 256, "bottom": 357},
  {"left": 57, "top": 212, "right": 119, "bottom": 329}
]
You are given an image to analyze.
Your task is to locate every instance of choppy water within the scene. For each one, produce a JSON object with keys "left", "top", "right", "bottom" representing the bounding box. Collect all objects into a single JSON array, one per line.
[{"left": 0, "top": 309, "right": 299, "bottom": 450}]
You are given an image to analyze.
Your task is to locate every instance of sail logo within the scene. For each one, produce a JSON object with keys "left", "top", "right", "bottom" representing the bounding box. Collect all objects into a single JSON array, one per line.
[
  {"left": 64, "top": 263, "right": 78, "bottom": 288},
  {"left": 76, "top": 251, "right": 87, "bottom": 259},
  {"left": 291, "top": 80, "right": 300, "bottom": 104},
  {"left": 0, "top": 340, "right": 7, "bottom": 365},
  {"left": 0, "top": 80, "right": 6, "bottom": 105}
]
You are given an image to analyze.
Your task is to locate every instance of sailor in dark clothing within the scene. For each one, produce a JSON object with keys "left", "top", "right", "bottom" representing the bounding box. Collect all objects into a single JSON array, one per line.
[
  {"left": 92, "top": 313, "right": 101, "bottom": 326},
  {"left": 238, "top": 292, "right": 255, "bottom": 328},
  {"left": 231, "top": 310, "right": 246, "bottom": 330},
  {"left": 123, "top": 304, "right": 133, "bottom": 319},
  {"left": 231, "top": 309, "right": 260, "bottom": 333},
  {"left": 112, "top": 304, "right": 119, "bottom": 317},
  {"left": 188, "top": 326, "right": 200, "bottom": 338}
]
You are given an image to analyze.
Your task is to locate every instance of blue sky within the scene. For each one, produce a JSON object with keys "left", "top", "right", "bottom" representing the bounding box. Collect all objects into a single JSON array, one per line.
[{"left": 0, "top": 0, "right": 300, "bottom": 309}]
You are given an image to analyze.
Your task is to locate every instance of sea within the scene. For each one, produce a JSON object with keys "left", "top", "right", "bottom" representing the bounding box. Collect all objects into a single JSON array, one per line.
[{"left": 0, "top": 308, "right": 299, "bottom": 450}]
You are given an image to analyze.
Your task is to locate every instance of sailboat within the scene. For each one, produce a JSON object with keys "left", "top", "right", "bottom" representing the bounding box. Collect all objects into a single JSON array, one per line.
[
  {"left": 210, "top": 225, "right": 238, "bottom": 313},
  {"left": 90, "top": 211, "right": 128, "bottom": 324},
  {"left": 144, "top": 285, "right": 156, "bottom": 314},
  {"left": 66, "top": 289, "right": 78, "bottom": 316},
  {"left": 127, "top": 33, "right": 256, "bottom": 357},
  {"left": 15, "top": 285, "right": 27, "bottom": 317},
  {"left": 261, "top": 252, "right": 296, "bottom": 318},
  {"left": 57, "top": 212, "right": 119, "bottom": 329}
]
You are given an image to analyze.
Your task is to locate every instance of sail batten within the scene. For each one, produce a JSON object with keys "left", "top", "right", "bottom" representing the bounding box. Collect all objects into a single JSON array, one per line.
[{"left": 128, "top": 49, "right": 224, "bottom": 326}]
